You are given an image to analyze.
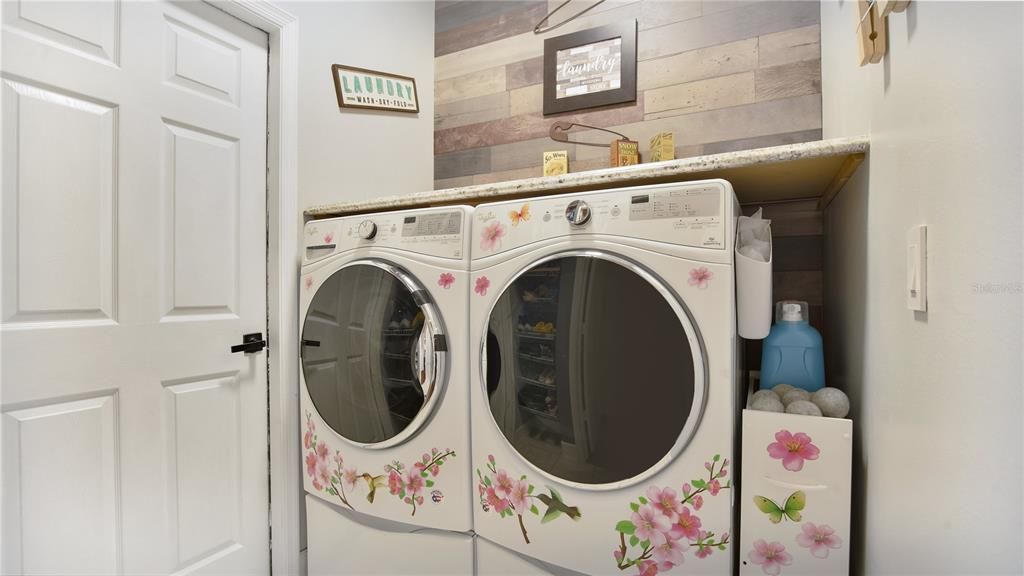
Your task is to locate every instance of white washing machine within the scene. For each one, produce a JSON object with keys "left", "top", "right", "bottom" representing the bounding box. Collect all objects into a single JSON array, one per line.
[
  {"left": 476, "top": 535, "right": 586, "bottom": 576},
  {"left": 300, "top": 206, "right": 474, "bottom": 575},
  {"left": 306, "top": 495, "right": 474, "bottom": 575},
  {"left": 469, "top": 181, "right": 741, "bottom": 575}
]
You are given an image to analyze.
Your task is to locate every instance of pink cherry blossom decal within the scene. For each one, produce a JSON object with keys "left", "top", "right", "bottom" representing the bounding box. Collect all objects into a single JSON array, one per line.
[
  {"left": 493, "top": 469, "right": 515, "bottom": 499},
  {"left": 651, "top": 536, "right": 686, "bottom": 569},
  {"left": 796, "top": 522, "right": 842, "bottom": 559},
  {"left": 633, "top": 505, "right": 671, "bottom": 546},
  {"left": 387, "top": 470, "right": 403, "bottom": 495},
  {"left": 647, "top": 486, "right": 683, "bottom": 522},
  {"left": 476, "top": 455, "right": 581, "bottom": 544},
  {"left": 671, "top": 506, "right": 702, "bottom": 541},
  {"left": 613, "top": 454, "right": 731, "bottom": 573},
  {"left": 767, "top": 430, "right": 820, "bottom": 472},
  {"left": 480, "top": 220, "right": 505, "bottom": 251},
  {"left": 303, "top": 417, "right": 314, "bottom": 449},
  {"left": 637, "top": 560, "right": 659, "bottom": 576},
  {"left": 301, "top": 412, "right": 455, "bottom": 516},
  {"left": 438, "top": 272, "right": 455, "bottom": 289},
  {"left": 474, "top": 276, "right": 491, "bottom": 296},
  {"left": 707, "top": 479, "right": 722, "bottom": 496},
  {"left": 304, "top": 276, "right": 313, "bottom": 290},
  {"left": 688, "top": 267, "right": 713, "bottom": 288},
  {"left": 342, "top": 468, "right": 358, "bottom": 490},
  {"left": 507, "top": 479, "right": 530, "bottom": 511},
  {"left": 323, "top": 231, "right": 334, "bottom": 244},
  {"left": 694, "top": 530, "right": 723, "bottom": 559},
  {"left": 748, "top": 540, "right": 792, "bottom": 575}
]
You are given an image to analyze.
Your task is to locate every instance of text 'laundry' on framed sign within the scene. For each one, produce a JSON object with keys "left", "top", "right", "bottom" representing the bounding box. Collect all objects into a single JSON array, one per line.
[
  {"left": 332, "top": 64, "right": 419, "bottom": 113},
  {"left": 543, "top": 20, "right": 637, "bottom": 115}
]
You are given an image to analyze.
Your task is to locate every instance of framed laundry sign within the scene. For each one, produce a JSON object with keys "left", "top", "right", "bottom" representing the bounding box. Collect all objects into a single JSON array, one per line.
[
  {"left": 543, "top": 20, "right": 637, "bottom": 115},
  {"left": 332, "top": 64, "right": 419, "bottom": 113}
]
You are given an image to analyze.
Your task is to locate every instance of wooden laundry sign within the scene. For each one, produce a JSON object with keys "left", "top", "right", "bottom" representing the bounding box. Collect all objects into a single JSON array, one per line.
[{"left": 332, "top": 64, "right": 419, "bottom": 113}]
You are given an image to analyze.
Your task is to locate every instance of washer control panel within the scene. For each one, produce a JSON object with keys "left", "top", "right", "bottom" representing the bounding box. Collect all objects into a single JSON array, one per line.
[
  {"left": 304, "top": 209, "right": 467, "bottom": 263},
  {"left": 472, "top": 181, "right": 731, "bottom": 259}
]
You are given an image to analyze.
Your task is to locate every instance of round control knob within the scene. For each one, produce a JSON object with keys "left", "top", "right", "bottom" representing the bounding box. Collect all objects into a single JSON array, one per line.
[
  {"left": 565, "top": 200, "right": 591, "bottom": 226},
  {"left": 357, "top": 220, "right": 377, "bottom": 239}
]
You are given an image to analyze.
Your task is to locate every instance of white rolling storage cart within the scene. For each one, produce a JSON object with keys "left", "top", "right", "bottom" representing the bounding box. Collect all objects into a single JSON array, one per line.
[{"left": 739, "top": 407, "right": 853, "bottom": 575}]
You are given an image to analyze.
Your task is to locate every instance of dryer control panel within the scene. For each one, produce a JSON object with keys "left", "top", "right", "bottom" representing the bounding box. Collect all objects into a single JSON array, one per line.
[
  {"left": 304, "top": 208, "right": 469, "bottom": 263},
  {"left": 471, "top": 181, "right": 733, "bottom": 259}
]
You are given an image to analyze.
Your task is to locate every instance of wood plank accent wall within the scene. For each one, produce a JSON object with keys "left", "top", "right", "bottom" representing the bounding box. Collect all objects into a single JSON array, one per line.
[{"left": 434, "top": 0, "right": 822, "bottom": 189}]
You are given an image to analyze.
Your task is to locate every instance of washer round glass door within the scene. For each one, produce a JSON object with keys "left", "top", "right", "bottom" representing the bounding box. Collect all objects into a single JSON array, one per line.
[
  {"left": 483, "top": 252, "right": 706, "bottom": 486},
  {"left": 302, "top": 260, "right": 446, "bottom": 447}
]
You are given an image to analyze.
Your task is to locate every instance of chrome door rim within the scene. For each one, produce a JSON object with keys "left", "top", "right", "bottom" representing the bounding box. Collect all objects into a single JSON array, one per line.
[{"left": 303, "top": 258, "right": 449, "bottom": 450}]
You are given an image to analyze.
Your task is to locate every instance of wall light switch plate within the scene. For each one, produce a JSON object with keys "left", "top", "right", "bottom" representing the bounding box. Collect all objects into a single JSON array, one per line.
[{"left": 906, "top": 225, "right": 927, "bottom": 311}]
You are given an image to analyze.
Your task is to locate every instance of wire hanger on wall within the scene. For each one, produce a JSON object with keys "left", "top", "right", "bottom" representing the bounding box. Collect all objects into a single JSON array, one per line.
[
  {"left": 549, "top": 121, "right": 628, "bottom": 148},
  {"left": 534, "top": 0, "right": 608, "bottom": 34}
]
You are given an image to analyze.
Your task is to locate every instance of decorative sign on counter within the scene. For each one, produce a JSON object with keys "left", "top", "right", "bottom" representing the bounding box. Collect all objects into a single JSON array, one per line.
[
  {"left": 650, "top": 132, "right": 675, "bottom": 162},
  {"left": 610, "top": 139, "right": 640, "bottom": 167},
  {"left": 332, "top": 64, "right": 419, "bottom": 113},
  {"left": 543, "top": 151, "right": 569, "bottom": 176},
  {"left": 543, "top": 20, "right": 637, "bottom": 115}
]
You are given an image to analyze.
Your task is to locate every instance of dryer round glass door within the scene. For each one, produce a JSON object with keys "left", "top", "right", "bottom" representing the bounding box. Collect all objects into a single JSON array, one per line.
[
  {"left": 483, "top": 253, "right": 706, "bottom": 486},
  {"left": 302, "top": 261, "right": 446, "bottom": 447}
]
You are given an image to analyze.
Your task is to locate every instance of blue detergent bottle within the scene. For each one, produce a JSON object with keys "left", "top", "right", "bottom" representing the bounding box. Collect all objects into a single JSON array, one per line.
[{"left": 760, "top": 300, "right": 825, "bottom": 392}]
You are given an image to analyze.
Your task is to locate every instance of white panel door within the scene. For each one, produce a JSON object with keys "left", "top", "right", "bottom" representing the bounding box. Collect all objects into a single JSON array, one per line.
[{"left": 1, "top": 2, "right": 269, "bottom": 575}]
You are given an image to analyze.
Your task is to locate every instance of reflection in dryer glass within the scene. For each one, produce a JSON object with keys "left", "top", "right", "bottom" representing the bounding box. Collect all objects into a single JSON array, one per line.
[
  {"left": 486, "top": 256, "right": 696, "bottom": 484},
  {"left": 302, "top": 265, "right": 438, "bottom": 444}
]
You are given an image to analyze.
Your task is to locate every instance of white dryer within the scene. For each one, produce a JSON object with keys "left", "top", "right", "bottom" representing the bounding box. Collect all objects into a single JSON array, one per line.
[
  {"left": 300, "top": 206, "right": 474, "bottom": 574},
  {"left": 469, "top": 181, "right": 741, "bottom": 575}
]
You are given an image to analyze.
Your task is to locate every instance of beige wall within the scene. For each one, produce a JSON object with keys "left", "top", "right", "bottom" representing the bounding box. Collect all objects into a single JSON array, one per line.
[
  {"left": 291, "top": 1, "right": 435, "bottom": 214},
  {"left": 433, "top": 0, "right": 822, "bottom": 188},
  {"left": 821, "top": 2, "right": 1023, "bottom": 573}
]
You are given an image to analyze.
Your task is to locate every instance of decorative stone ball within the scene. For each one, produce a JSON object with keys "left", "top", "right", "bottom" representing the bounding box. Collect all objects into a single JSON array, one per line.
[
  {"left": 812, "top": 387, "right": 850, "bottom": 418},
  {"left": 751, "top": 393, "right": 785, "bottom": 413},
  {"left": 772, "top": 383, "right": 796, "bottom": 397},
  {"left": 782, "top": 388, "right": 811, "bottom": 406},
  {"left": 752, "top": 389, "right": 780, "bottom": 405},
  {"left": 785, "top": 400, "right": 823, "bottom": 417}
]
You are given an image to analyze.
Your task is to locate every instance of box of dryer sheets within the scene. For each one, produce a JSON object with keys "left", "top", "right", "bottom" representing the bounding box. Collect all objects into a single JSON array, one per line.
[{"left": 739, "top": 392, "right": 852, "bottom": 575}]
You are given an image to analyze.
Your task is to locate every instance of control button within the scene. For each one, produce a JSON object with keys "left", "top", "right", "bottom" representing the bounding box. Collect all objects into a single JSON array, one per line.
[
  {"left": 543, "top": 211, "right": 551, "bottom": 222},
  {"left": 357, "top": 220, "right": 377, "bottom": 239},
  {"left": 565, "top": 200, "right": 591, "bottom": 226},
  {"left": 611, "top": 206, "right": 621, "bottom": 217}
]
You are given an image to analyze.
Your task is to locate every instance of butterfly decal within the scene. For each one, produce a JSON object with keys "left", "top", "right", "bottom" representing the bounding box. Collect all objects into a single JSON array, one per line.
[
  {"left": 753, "top": 490, "right": 806, "bottom": 524},
  {"left": 509, "top": 204, "right": 531, "bottom": 226}
]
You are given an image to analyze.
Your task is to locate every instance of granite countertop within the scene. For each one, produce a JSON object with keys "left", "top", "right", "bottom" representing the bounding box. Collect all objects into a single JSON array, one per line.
[{"left": 305, "top": 136, "right": 870, "bottom": 219}]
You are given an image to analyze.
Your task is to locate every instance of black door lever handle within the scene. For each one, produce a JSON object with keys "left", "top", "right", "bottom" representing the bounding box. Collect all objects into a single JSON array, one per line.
[{"left": 231, "top": 333, "right": 267, "bottom": 354}]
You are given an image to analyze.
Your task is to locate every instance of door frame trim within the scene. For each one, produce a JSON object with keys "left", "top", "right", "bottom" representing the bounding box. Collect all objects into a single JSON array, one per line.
[{"left": 209, "top": 2, "right": 300, "bottom": 575}]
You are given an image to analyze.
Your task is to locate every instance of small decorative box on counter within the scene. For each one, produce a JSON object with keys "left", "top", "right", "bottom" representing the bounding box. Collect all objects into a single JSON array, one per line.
[
  {"left": 543, "top": 150, "right": 569, "bottom": 176},
  {"left": 740, "top": 407, "right": 852, "bottom": 575},
  {"left": 649, "top": 131, "right": 675, "bottom": 162},
  {"left": 610, "top": 138, "right": 640, "bottom": 166}
]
